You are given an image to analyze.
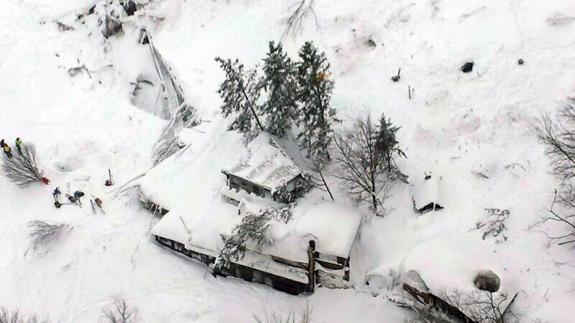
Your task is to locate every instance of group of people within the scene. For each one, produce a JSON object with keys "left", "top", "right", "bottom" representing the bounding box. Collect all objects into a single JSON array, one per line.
[
  {"left": 0, "top": 137, "right": 23, "bottom": 159},
  {"left": 52, "top": 186, "right": 104, "bottom": 214}
]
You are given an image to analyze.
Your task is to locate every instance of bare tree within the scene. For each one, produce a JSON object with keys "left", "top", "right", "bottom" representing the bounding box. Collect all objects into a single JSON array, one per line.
[
  {"left": 103, "top": 297, "right": 137, "bottom": 323},
  {"left": 27, "top": 220, "right": 72, "bottom": 254},
  {"left": 403, "top": 283, "right": 512, "bottom": 323},
  {"left": 539, "top": 190, "right": 575, "bottom": 246},
  {"left": 281, "top": 0, "right": 318, "bottom": 41},
  {"left": 535, "top": 99, "right": 575, "bottom": 245},
  {"left": 440, "top": 290, "right": 511, "bottom": 323},
  {"left": 333, "top": 115, "right": 393, "bottom": 214},
  {"left": 0, "top": 308, "right": 49, "bottom": 323},
  {"left": 254, "top": 304, "right": 313, "bottom": 323}
]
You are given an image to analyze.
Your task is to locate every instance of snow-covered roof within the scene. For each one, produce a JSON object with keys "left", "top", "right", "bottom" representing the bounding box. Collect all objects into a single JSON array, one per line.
[
  {"left": 143, "top": 128, "right": 361, "bottom": 281},
  {"left": 151, "top": 199, "right": 362, "bottom": 264},
  {"left": 221, "top": 132, "right": 302, "bottom": 191},
  {"left": 151, "top": 200, "right": 239, "bottom": 255},
  {"left": 235, "top": 250, "right": 309, "bottom": 284},
  {"left": 412, "top": 173, "right": 444, "bottom": 211},
  {"left": 257, "top": 201, "right": 363, "bottom": 263}
]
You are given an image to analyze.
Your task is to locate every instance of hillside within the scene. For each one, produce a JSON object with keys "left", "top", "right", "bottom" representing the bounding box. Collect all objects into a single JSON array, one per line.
[{"left": 1, "top": 0, "right": 575, "bottom": 322}]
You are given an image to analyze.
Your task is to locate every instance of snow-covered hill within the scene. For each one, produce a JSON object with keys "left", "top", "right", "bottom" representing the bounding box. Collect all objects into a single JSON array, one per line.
[{"left": 1, "top": 0, "right": 575, "bottom": 322}]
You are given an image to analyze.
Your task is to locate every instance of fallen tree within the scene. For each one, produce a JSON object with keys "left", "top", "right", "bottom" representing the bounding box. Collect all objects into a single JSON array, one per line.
[{"left": 2, "top": 143, "right": 48, "bottom": 188}]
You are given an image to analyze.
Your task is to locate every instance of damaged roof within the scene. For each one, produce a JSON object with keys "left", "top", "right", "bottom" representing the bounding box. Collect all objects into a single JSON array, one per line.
[{"left": 221, "top": 132, "right": 302, "bottom": 191}]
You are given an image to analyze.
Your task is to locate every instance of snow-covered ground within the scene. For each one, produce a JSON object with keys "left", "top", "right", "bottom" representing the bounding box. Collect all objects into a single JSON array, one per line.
[{"left": 1, "top": 0, "right": 575, "bottom": 322}]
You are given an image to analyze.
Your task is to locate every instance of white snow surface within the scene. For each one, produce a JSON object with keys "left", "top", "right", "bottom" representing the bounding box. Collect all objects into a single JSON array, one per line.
[
  {"left": 411, "top": 172, "right": 444, "bottom": 211},
  {"left": 1, "top": 0, "right": 575, "bottom": 322}
]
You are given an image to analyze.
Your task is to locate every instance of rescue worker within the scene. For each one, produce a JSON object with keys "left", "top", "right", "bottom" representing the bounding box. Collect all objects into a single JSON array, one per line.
[
  {"left": 15, "top": 138, "right": 22, "bottom": 155},
  {"left": 94, "top": 197, "right": 103, "bottom": 209},
  {"left": 52, "top": 187, "right": 61, "bottom": 202},
  {"left": 2, "top": 143, "right": 12, "bottom": 158},
  {"left": 74, "top": 190, "right": 85, "bottom": 207}
]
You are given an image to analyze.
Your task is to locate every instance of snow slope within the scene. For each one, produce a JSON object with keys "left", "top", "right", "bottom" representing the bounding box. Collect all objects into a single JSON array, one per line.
[{"left": 1, "top": 0, "right": 575, "bottom": 322}]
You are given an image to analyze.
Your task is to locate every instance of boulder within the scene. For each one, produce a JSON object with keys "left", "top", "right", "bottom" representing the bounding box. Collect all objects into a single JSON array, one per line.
[
  {"left": 461, "top": 62, "right": 474, "bottom": 73},
  {"left": 473, "top": 270, "right": 501, "bottom": 292}
]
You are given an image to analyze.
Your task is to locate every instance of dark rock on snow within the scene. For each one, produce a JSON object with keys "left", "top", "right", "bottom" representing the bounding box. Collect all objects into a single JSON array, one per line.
[
  {"left": 473, "top": 270, "right": 501, "bottom": 292},
  {"left": 461, "top": 62, "right": 474, "bottom": 73}
]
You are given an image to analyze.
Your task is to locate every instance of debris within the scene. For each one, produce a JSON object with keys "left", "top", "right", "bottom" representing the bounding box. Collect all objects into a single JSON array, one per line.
[
  {"left": 366, "top": 37, "right": 377, "bottom": 48},
  {"left": 103, "top": 16, "right": 123, "bottom": 39},
  {"left": 546, "top": 12, "right": 575, "bottom": 26},
  {"left": 90, "top": 199, "right": 97, "bottom": 214},
  {"left": 472, "top": 170, "right": 489, "bottom": 179},
  {"left": 138, "top": 28, "right": 149, "bottom": 44},
  {"left": 518, "top": 58, "right": 524, "bottom": 65},
  {"left": 105, "top": 169, "right": 114, "bottom": 186},
  {"left": 56, "top": 21, "right": 74, "bottom": 31},
  {"left": 123, "top": 0, "right": 137, "bottom": 16},
  {"left": 475, "top": 208, "right": 509, "bottom": 243},
  {"left": 68, "top": 65, "right": 91, "bottom": 78},
  {"left": 391, "top": 68, "right": 401, "bottom": 82},
  {"left": 461, "top": 62, "right": 474, "bottom": 73},
  {"left": 403, "top": 283, "right": 475, "bottom": 323}
]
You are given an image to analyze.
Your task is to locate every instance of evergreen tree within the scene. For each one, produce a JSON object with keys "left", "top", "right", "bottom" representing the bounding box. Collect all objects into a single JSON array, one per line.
[
  {"left": 215, "top": 57, "right": 264, "bottom": 141},
  {"left": 295, "top": 42, "right": 339, "bottom": 170},
  {"left": 375, "top": 114, "right": 406, "bottom": 176},
  {"left": 216, "top": 210, "right": 272, "bottom": 268},
  {"left": 260, "top": 42, "right": 298, "bottom": 137}
]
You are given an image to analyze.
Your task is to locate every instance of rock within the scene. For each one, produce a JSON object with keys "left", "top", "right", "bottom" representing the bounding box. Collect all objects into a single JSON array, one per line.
[
  {"left": 124, "top": 0, "right": 137, "bottom": 16},
  {"left": 518, "top": 58, "right": 524, "bottom": 65},
  {"left": 473, "top": 270, "right": 501, "bottom": 292},
  {"left": 461, "top": 62, "right": 474, "bottom": 73}
]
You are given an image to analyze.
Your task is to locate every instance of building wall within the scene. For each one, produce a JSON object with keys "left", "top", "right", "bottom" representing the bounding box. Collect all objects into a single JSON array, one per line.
[
  {"left": 154, "top": 235, "right": 308, "bottom": 295},
  {"left": 227, "top": 175, "right": 271, "bottom": 199}
]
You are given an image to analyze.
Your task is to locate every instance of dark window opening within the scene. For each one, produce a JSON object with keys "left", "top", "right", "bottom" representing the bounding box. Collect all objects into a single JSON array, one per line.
[
  {"left": 317, "top": 260, "right": 344, "bottom": 270},
  {"left": 418, "top": 202, "right": 444, "bottom": 214}
]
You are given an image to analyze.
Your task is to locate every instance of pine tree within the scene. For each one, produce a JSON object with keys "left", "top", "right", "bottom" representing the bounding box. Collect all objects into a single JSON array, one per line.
[
  {"left": 216, "top": 210, "right": 272, "bottom": 268},
  {"left": 260, "top": 42, "right": 298, "bottom": 137},
  {"left": 295, "top": 41, "right": 339, "bottom": 170},
  {"left": 215, "top": 57, "right": 264, "bottom": 141},
  {"left": 375, "top": 114, "right": 406, "bottom": 176}
]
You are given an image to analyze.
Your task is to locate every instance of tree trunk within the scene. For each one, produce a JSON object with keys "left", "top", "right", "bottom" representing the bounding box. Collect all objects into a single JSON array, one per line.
[{"left": 319, "top": 170, "right": 334, "bottom": 201}]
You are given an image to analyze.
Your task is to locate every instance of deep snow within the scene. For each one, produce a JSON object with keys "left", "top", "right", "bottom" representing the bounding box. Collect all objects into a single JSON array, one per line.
[{"left": 1, "top": 0, "right": 575, "bottom": 322}]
